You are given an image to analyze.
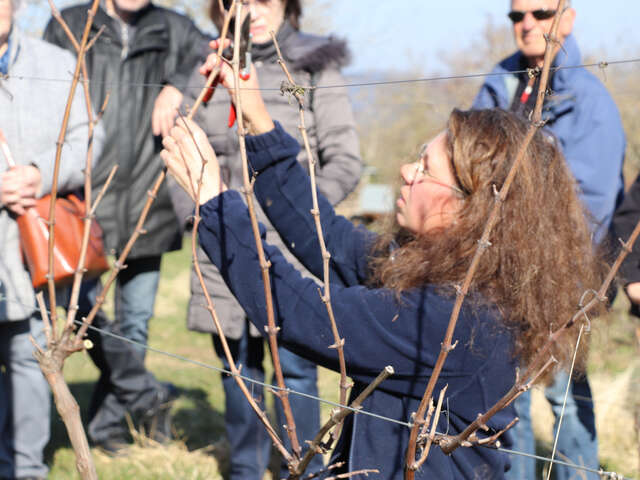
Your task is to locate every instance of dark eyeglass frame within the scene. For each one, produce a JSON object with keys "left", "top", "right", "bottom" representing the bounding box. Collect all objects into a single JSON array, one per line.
[
  {"left": 222, "top": 0, "right": 272, "bottom": 7},
  {"left": 411, "top": 144, "right": 468, "bottom": 198},
  {"left": 508, "top": 9, "right": 556, "bottom": 23}
]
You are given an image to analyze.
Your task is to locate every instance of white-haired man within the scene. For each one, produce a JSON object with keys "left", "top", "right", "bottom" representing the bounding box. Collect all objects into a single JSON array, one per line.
[{"left": 474, "top": 1, "right": 625, "bottom": 479}]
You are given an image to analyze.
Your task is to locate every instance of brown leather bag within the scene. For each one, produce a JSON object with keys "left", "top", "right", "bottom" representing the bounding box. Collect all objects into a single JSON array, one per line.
[{"left": 17, "top": 193, "right": 110, "bottom": 289}]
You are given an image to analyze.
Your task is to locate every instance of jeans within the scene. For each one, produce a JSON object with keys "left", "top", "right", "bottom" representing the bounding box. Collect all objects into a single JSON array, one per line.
[
  {"left": 505, "top": 389, "right": 535, "bottom": 479},
  {"left": 0, "top": 317, "right": 49, "bottom": 479},
  {"left": 505, "top": 373, "right": 598, "bottom": 479},
  {"left": 213, "top": 326, "right": 323, "bottom": 480},
  {"left": 76, "top": 273, "right": 167, "bottom": 445},
  {"left": 545, "top": 372, "right": 599, "bottom": 479},
  {"left": 111, "top": 256, "right": 162, "bottom": 358}
]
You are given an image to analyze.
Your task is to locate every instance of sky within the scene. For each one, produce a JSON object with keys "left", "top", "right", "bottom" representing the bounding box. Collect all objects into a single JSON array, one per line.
[
  {"left": 18, "top": 0, "right": 640, "bottom": 75},
  {"left": 326, "top": 1, "right": 640, "bottom": 74}
]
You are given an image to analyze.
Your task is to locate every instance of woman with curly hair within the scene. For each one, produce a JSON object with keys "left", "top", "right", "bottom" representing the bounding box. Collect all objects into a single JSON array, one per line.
[{"left": 162, "top": 59, "right": 602, "bottom": 478}]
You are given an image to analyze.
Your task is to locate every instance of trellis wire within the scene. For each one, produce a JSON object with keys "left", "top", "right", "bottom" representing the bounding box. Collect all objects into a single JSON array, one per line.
[
  {"left": 0, "top": 33, "right": 637, "bottom": 479},
  {"left": 1, "top": 56, "right": 639, "bottom": 92}
]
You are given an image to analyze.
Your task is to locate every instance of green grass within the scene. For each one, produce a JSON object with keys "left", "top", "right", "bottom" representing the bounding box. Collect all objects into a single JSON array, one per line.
[
  {"left": 45, "top": 237, "right": 639, "bottom": 479},
  {"left": 46, "top": 237, "right": 340, "bottom": 479}
]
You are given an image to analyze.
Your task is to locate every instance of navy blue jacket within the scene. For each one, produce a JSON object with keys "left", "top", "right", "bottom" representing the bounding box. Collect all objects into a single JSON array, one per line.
[
  {"left": 473, "top": 34, "right": 625, "bottom": 243},
  {"left": 198, "top": 124, "right": 518, "bottom": 479}
]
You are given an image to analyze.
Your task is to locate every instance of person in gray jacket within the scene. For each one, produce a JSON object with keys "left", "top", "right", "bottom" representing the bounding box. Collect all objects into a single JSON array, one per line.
[
  {"left": 0, "top": 1, "right": 101, "bottom": 477},
  {"left": 173, "top": 1, "right": 362, "bottom": 478}
]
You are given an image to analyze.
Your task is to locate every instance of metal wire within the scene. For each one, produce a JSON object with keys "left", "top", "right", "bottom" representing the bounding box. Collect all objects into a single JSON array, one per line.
[
  {"left": 0, "top": 295, "right": 631, "bottom": 479},
  {"left": 72, "top": 316, "right": 414, "bottom": 429},
  {"left": 0, "top": 57, "right": 639, "bottom": 92},
  {"left": 493, "top": 446, "right": 631, "bottom": 480}
]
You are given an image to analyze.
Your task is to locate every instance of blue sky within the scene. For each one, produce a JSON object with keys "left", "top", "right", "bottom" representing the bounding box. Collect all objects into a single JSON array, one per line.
[
  {"left": 19, "top": 0, "right": 640, "bottom": 74},
  {"left": 326, "top": 1, "right": 640, "bottom": 73}
]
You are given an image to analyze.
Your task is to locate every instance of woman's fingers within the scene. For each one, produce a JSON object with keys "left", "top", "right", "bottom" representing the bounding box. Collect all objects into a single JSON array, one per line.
[
  {"left": 199, "top": 52, "right": 220, "bottom": 77},
  {"left": 199, "top": 38, "right": 232, "bottom": 76},
  {"left": 161, "top": 119, "right": 221, "bottom": 204}
]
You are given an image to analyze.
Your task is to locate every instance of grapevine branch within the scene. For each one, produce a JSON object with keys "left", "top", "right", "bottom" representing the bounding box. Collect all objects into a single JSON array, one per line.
[
  {"left": 30, "top": 2, "right": 103, "bottom": 478},
  {"left": 187, "top": 0, "right": 235, "bottom": 117},
  {"left": 47, "top": 0, "right": 112, "bottom": 333},
  {"left": 269, "top": 29, "right": 352, "bottom": 444},
  {"left": 438, "top": 214, "right": 640, "bottom": 455},
  {"left": 290, "top": 366, "right": 394, "bottom": 478},
  {"left": 404, "top": 1, "right": 567, "bottom": 476},
  {"left": 178, "top": 106, "right": 292, "bottom": 461},
  {"left": 75, "top": 169, "right": 165, "bottom": 341},
  {"left": 230, "top": 1, "right": 302, "bottom": 467},
  {"left": 44, "top": 0, "right": 101, "bottom": 332}
]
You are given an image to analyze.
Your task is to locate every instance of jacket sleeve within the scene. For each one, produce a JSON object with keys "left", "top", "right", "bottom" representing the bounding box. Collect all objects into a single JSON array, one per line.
[
  {"left": 561, "top": 92, "right": 625, "bottom": 242},
  {"left": 613, "top": 174, "right": 640, "bottom": 285},
  {"left": 32, "top": 37, "right": 100, "bottom": 196},
  {"left": 197, "top": 190, "right": 465, "bottom": 384},
  {"left": 310, "top": 67, "right": 363, "bottom": 205},
  {"left": 38, "top": 73, "right": 98, "bottom": 196},
  {"left": 165, "top": 16, "right": 210, "bottom": 89},
  {"left": 472, "top": 81, "right": 499, "bottom": 109},
  {"left": 248, "top": 123, "right": 375, "bottom": 287}
]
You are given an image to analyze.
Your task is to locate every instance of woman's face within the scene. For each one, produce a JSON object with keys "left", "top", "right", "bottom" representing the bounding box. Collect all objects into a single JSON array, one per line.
[
  {"left": 235, "top": 0, "right": 286, "bottom": 44},
  {"left": 396, "top": 132, "right": 464, "bottom": 234}
]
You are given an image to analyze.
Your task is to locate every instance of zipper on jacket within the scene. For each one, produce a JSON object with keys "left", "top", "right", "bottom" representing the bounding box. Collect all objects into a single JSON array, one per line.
[{"left": 120, "top": 22, "right": 129, "bottom": 60}]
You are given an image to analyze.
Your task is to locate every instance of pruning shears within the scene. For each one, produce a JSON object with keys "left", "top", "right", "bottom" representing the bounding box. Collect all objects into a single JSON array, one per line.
[{"left": 202, "top": 14, "right": 252, "bottom": 128}]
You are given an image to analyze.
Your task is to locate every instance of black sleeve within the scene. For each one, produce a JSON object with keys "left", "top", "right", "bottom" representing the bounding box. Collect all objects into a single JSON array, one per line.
[
  {"left": 166, "top": 16, "right": 211, "bottom": 89},
  {"left": 43, "top": 14, "right": 76, "bottom": 52},
  {"left": 612, "top": 173, "right": 640, "bottom": 284}
]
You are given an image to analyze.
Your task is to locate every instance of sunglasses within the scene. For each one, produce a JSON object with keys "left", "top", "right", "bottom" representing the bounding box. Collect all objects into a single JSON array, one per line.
[{"left": 508, "top": 9, "right": 556, "bottom": 23}]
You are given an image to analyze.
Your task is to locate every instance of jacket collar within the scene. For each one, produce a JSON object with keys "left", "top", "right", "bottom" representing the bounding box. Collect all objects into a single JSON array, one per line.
[
  {"left": 544, "top": 34, "right": 582, "bottom": 118},
  {"left": 92, "top": 3, "right": 169, "bottom": 55},
  {"left": 247, "top": 20, "right": 349, "bottom": 73},
  {"left": 493, "top": 34, "right": 582, "bottom": 120}
]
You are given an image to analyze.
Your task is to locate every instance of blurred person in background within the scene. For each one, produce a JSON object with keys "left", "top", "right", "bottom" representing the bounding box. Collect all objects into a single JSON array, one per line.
[
  {"left": 0, "top": 0, "right": 101, "bottom": 476},
  {"left": 473, "top": 1, "right": 625, "bottom": 477},
  {"left": 169, "top": 0, "right": 362, "bottom": 478},
  {"left": 612, "top": 178, "right": 640, "bottom": 343},
  {"left": 43, "top": 0, "right": 209, "bottom": 452}
]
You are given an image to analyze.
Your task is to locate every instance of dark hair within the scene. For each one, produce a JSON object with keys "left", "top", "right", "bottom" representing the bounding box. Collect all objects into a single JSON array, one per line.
[
  {"left": 210, "top": 0, "right": 302, "bottom": 31},
  {"left": 369, "top": 108, "right": 604, "bottom": 375}
]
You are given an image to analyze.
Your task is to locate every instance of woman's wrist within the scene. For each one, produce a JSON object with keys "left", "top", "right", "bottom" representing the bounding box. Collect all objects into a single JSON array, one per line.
[
  {"left": 199, "top": 181, "right": 228, "bottom": 205},
  {"left": 245, "top": 105, "right": 275, "bottom": 135}
]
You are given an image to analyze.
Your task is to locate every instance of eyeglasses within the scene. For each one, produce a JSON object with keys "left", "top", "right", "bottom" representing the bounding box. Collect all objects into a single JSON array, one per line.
[
  {"left": 223, "top": 0, "right": 272, "bottom": 8},
  {"left": 412, "top": 149, "right": 467, "bottom": 197},
  {"left": 507, "top": 9, "right": 556, "bottom": 23}
]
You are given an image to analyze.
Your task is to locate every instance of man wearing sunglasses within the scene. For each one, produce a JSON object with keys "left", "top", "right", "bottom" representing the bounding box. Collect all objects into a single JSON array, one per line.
[{"left": 473, "top": 1, "right": 625, "bottom": 479}]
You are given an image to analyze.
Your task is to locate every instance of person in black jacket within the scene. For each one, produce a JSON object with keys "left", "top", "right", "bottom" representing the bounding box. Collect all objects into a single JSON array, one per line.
[
  {"left": 43, "top": 0, "right": 209, "bottom": 451},
  {"left": 612, "top": 175, "right": 640, "bottom": 330},
  {"left": 44, "top": 0, "right": 209, "bottom": 354}
]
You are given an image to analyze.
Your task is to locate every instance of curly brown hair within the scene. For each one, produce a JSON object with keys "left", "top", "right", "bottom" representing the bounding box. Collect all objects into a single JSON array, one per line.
[
  {"left": 369, "top": 108, "right": 604, "bottom": 373},
  {"left": 210, "top": 0, "right": 302, "bottom": 31}
]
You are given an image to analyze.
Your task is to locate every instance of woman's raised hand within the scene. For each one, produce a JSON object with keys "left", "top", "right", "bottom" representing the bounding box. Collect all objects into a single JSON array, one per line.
[
  {"left": 161, "top": 117, "right": 226, "bottom": 205},
  {"left": 200, "top": 39, "right": 275, "bottom": 134}
]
